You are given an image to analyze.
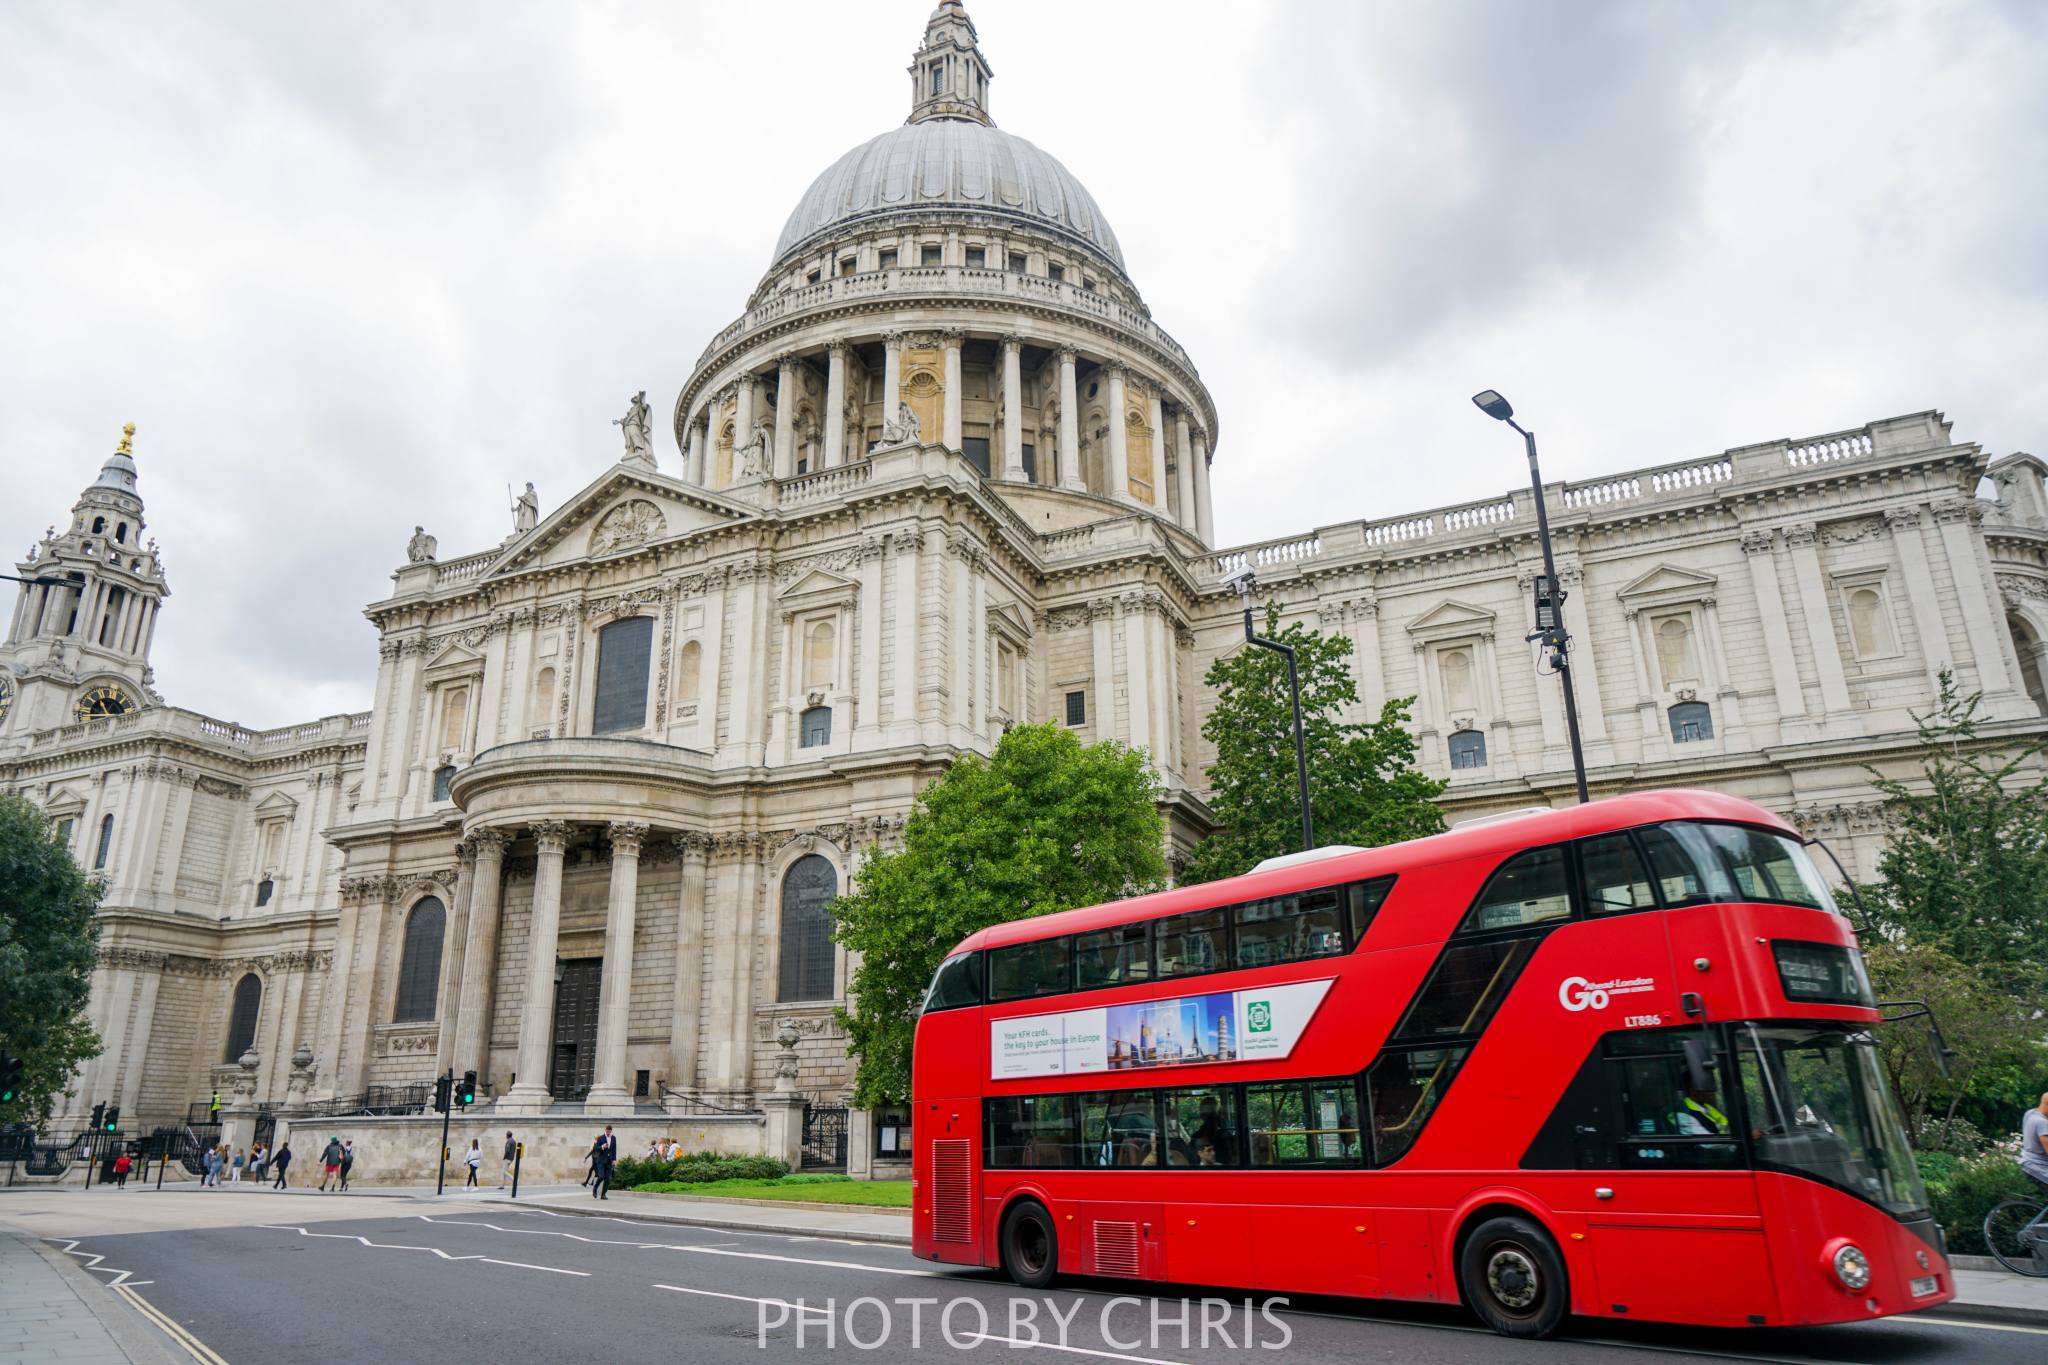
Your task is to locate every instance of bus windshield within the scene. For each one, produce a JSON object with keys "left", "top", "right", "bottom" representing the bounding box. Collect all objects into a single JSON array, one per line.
[
  {"left": 1642, "top": 823, "right": 1838, "bottom": 912},
  {"left": 1736, "top": 1023, "right": 1929, "bottom": 1220}
]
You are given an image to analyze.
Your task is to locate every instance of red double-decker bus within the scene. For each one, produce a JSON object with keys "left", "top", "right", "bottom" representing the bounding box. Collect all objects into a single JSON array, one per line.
[{"left": 908, "top": 790, "right": 1952, "bottom": 1338}]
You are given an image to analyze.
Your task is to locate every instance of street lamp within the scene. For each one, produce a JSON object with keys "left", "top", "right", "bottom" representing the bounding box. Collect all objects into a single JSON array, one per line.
[
  {"left": 1221, "top": 566, "right": 1315, "bottom": 852},
  {"left": 1470, "top": 390, "right": 1591, "bottom": 804}
]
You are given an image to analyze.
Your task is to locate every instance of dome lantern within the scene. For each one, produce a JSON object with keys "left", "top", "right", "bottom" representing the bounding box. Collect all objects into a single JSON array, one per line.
[{"left": 908, "top": 2, "right": 993, "bottom": 128}]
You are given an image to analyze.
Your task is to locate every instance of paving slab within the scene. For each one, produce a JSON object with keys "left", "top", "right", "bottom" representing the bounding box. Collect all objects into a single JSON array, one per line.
[{"left": 0, "top": 1225, "right": 183, "bottom": 1365}]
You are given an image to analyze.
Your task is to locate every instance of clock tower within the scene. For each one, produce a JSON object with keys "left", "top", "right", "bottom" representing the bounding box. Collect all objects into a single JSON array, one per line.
[{"left": 0, "top": 425, "right": 170, "bottom": 737}]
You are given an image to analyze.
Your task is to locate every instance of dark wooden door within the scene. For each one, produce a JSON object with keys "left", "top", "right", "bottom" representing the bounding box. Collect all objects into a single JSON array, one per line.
[{"left": 549, "top": 958, "right": 602, "bottom": 1099}]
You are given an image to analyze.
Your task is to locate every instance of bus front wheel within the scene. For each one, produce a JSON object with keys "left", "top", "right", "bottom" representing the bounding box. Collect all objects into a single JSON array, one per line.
[
  {"left": 1459, "top": 1216, "right": 1569, "bottom": 1339},
  {"left": 999, "top": 1201, "right": 1059, "bottom": 1289}
]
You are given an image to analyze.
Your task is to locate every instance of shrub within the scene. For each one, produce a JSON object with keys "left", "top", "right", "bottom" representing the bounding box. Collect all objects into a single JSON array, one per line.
[
  {"left": 617, "top": 1153, "right": 789, "bottom": 1189},
  {"left": 1926, "top": 1151, "right": 2039, "bottom": 1255}
]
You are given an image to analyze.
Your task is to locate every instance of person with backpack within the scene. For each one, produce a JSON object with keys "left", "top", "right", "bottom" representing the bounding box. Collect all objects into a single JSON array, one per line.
[
  {"left": 338, "top": 1140, "right": 356, "bottom": 1191},
  {"left": 319, "top": 1136, "right": 343, "bottom": 1191},
  {"left": 500, "top": 1132, "right": 516, "bottom": 1187}
]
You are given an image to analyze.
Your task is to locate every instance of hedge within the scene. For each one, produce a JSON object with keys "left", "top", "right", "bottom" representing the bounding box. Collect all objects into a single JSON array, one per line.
[{"left": 612, "top": 1153, "right": 791, "bottom": 1189}]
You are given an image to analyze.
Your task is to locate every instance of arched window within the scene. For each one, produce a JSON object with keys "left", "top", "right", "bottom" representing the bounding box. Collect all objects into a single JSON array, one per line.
[
  {"left": 803, "top": 620, "right": 835, "bottom": 689},
  {"left": 677, "top": 641, "right": 701, "bottom": 701},
  {"left": 1655, "top": 616, "right": 1698, "bottom": 686},
  {"left": 115, "top": 523, "right": 127, "bottom": 543},
  {"left": 1669, "top": 701, "right": 1713, "bottom": 744},
  {"left": 1440, "top": 649, "right": 1474, "bottom": 712},
  {"left": 778, "top": 854, "right": 839, "bottom": 1001},
  {"left": 1448, "top": 729, "right": 1487, "bottom": 770},
  {"left": 224, "top": 973, "right": 261, "bottom": 1062},
  {"left": 440, "top": 687, "right": 468, "bottom": 750},
  {"left": 2010, "top": 614, "right": 2047, "bottom": 714},
  {"left": 431, "top": 764, "right": 456, "bottom": 801},
  {"left": 254, "top": 878, "right": 273, "bottom": 907},
  {"left": 91, "top": 516, "right": 106, "bottom": 534},
  {"left": 592, "top": 616, "right": 654, "bottom": 733},
  {"left": 532, "top": 666, "right": 556, "bottom": 728},
  {"left": 1847, "top": 587, "right": 1895, "bottom": 657},
  {"left": 394, "top": 896, "right": 446, "bottom": 1022},
  {"left": 94, "top": 813, "right": 114, "bottom": 869},
  {"left": 800, "top": 706, "right": 832, "bottom": 748}
]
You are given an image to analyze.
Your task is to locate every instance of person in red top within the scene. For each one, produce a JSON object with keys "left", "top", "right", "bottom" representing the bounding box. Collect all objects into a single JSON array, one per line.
[{"left": 112, "top": 1152, "right": 132, "bottom": 1189}]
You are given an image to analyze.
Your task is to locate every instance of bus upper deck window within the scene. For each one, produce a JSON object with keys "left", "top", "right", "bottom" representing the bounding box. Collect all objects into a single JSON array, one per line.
[
  {"left": 1235, "top": 887, "right": 1345, "bottom": 969},
  {"left": 921, "top": 950, "right": 984, "bottom": 1013},
  {"left": 990, "top": 937, "right": 1073, "bottom": 1001},
  {"left": 1156, "top": 907, "right": 1226, "bottom": 979},
  {"left": 1580, "top": 833, "right": 1655, "bottom": 915},
  {"left": 1076, "top": 922, "right": 1152, "bottom": 990},
  {"left": 1641, "top": 823, "right": 1836, "bottom": 911},
  {"left": 1460, "top": 845, "right": 1572, "bottom": 934},
  {"left": 1348, "top": 876, "right": 1398, "bottom": 947}
]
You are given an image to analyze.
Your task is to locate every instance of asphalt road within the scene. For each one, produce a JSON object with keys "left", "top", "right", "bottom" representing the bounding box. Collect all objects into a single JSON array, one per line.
[{"left": 40, "top": 1198, "right": 2041, "bottom": 1365}]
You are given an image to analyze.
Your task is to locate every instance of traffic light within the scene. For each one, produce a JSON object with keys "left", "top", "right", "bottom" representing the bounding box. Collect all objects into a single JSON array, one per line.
[
  {"left": 457, "top": 1071, "right": 477, "bottom": 1107},
  {"left": 0, "top": 1052, "right": 22, "bottom": 1105},
  {"left": 433, "top": 1075, "right": 453, "bottom": 1113},
  {"left": 103, "top": 1105, "right": 120, "bottom": 1133},
  {"left": 90, "top": 1101, "right": 106, "bottom": 1132}
]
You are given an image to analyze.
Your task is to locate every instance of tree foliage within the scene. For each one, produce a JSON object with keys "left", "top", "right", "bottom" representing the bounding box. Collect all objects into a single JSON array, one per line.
[
  {"left": 832, "top": 724, "right": 1166, "bottom": 1106},
  {"left": 1182, "top": 602, "right": 1446, "bottom": 885},
  {"left": 1864, "top": 672, "right": 2048, "bottom": 994},
  {"left": 0, "top": 794, "right": 103, "bottom": 1126}
]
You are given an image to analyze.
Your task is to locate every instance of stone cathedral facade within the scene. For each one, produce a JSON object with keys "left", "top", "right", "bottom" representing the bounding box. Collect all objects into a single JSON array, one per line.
[{"left": 7, "top": 4, "right": 2048, "bottom": 1159}]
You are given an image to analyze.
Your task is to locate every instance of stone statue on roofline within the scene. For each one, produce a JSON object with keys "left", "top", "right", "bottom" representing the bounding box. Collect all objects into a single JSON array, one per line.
[
  {"left": 880, "top": 401, "right": 921, "bottom": 446},
  {"left": 738, "top": 416, "right": 772, "bottom": 478},
  {"left": 614, "top": 391, "right": 656, "bottom": 468},
  {"left": 514, "top": 482, "right": 539, "bottom": 533},
  {"left": 406, "top": 526, "right": 437, "bottom": 563}
]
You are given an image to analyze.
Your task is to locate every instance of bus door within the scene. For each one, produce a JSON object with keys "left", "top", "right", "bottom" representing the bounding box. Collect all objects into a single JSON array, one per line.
[{"left": 925, "top": 1099, "right": 983, "bottom": 1265}]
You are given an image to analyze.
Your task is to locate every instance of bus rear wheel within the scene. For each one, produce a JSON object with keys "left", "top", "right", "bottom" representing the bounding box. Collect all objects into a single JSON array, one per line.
[
  {"left": 1459, "top": 1216, "right": 1569, "bottom": 1339},
  {"left": 999, "top": 1201, "right": 1058, "bottom": 1289}
]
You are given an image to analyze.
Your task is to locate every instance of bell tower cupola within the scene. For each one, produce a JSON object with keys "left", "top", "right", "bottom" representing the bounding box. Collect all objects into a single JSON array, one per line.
[
  {"left": 0, "top": 424, "right": 171, "bottom": 737},
  {"left": 907, "top": 1, "right": 993, "bottom": 127}
]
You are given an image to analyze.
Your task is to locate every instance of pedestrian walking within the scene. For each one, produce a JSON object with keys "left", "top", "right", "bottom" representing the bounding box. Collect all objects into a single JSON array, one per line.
[
  {"left": 592, "top": 1125, "right": 617, "bottom": 1201},
  {"left": 113, "top": 1152, "right": 131, "bottom": 1188},
  {"left": 583, "top": 1135, "right": 601, "bottom": 1187},
  {"left": 500, "top": 1131, "right": 516, "bottom": 1187},
  {"left": 464, "top": 1139, "right": 482, "bottom": 1188},
  {"left": 248, "top": 1144, "right": 265, "bottom": 1182},
  {"left": 319, "top": 1136, "right": 343, "bottom": 1191},
  {"left": 2023, "top": 1092, "right": 2048, "bottom": 1198},
  {"left": 231, "top": 1147, "right": 245, "bottom": 1183},
  {"left": 338, "top": 1140, "right": 355, "bottom": 1191},
  {"left": 272, "top": 1141, "right": 293, "bottom": 1188}
]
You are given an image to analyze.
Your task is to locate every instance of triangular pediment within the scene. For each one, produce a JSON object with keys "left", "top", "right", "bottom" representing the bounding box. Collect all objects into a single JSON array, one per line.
[
  {"left": 254, "top": 790, "right": 299, "bottom": 817},
  {"left": 1617, "top": 563, "right": 1719, "bottom": 601},
  {"left": 427, "top": 643, "right": 482, "bottom": 669},
  {"left": 987, "top": 601, "right": 1032, "bottom": 639},
  {"left": 1404, "top": 599, "right": 1497, "bottom": 635},
  {"left": 490, "top": 466, "right": 757, "bottom": 578},
  {"left": 779, "top": 569, "right": 855, "bottom": 599},
  {"left": 43, "top": 785, "right": 88, "bottom": 817}
]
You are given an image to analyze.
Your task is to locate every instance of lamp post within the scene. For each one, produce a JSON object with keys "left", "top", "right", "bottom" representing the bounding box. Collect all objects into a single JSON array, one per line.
[
  {"left": 1470, "top": 390, "right": 1591, "bottom": 804},
  {"left": 1221, "top": 567, "right": 1315, "bottom": 852}
]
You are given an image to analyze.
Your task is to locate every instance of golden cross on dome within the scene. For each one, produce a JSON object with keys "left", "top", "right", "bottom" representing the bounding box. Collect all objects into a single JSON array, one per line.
[{"left": 117, "top": 423, "right": 136, "bottom": 454}]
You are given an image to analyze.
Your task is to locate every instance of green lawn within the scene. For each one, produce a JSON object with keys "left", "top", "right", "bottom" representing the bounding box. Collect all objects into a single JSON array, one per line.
[{"left": 628, "top": 1176, "right": 913, "bottom": 1207}]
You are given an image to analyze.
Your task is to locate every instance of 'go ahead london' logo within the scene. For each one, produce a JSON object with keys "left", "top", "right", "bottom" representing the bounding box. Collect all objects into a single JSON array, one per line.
[{"left": 1557, "top": 974, "right": 1655, "bottom": 1011}]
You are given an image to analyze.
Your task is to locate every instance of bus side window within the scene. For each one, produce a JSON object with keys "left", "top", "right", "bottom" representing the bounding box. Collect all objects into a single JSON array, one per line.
[
  {"left": 1235, "top": 887, "right": 1345, "bottom": 969},
  {"left": 1247, "top": 1078, "right": 1362, "bottom": 1167},
  {"left": 1155, "top": 907, "right": 1226, "bottom": 979},
  {"left": 1347, "top": 875, "right": 1397, "bottom": 947},
  {"left": 990, "top": 937, "right": 1073, "bottom": 1001},
  {"left": 921, "top": 950, "right": 984, "bottom": 1013},
  {"left": 1080, "top": 1090, "right": 1161, "bottom": 1168},
  {"left": 987, "top": 1094, "right": 1080, "bottom": 1169},
  {"left": 1161, "top": 1085, "right": 1243, "bottom": 1167},
  {"left": 1519, "top": 1040, "right": 1621, "bottom": 1170},
  {"left": 1364, "top": 1047, "right": 1469, "bottom": 1166},
  {"left": 1076, "top": 922, "right": 1152, "bottom": 990},
  {"left": 1392, "top": 935, "right": 1542, "bottom": 1041},
  {"left": 1458, "top": 845, "right": 1573, "bottom": 933},
  {"left": 1579, "top": 832, "right": 1656, "bottom": 915}
]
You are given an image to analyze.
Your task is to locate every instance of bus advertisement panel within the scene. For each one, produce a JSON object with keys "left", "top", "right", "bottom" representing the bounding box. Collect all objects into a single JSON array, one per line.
[{"left": 992, "top": 980, "right": 1333, "bottom": 1079}]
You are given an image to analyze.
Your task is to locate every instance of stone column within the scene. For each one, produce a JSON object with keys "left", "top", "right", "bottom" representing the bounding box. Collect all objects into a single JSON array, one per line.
[
  {"left": 883, "top": 332, "right": 904, "bottom": 420},
  {"left": 432, "top": 840, "right": 476, "bottom": 1078},
  {"left": 1173, "top": 408, "right": 1197, "bottom": 531},
  {"left": 1191, "top": 429, "right": 1214, "bottom": 544},
  {"left": 585, "top": 821, "right": 648, "bottom": 1115},
  {"left": 1105, "top": 365, "right": 1133, "bottom": 504},
  {"left": 942, "top": 330, "right": 965, "bottom": 453},
  {"left": 500, "top": 820, "right": 571, "bottom": 1114},
  {"left": 774, "top": 355, "right": 797, "bottom": 479},
  {"left": 822, "top": 343, "right": 847, "bottom": 469},
  {"left": 451, "top": 830, "right": 508, "bottom": 1082},
  {"left": 1000, "top": 335, "right": 1025, "bottom": 479},
  {"left": 687, "top": 412, "right": 707, "bottom": 486},
  {"left": 854, "top": 536, "right": 886, "bottom": 750},
  {"left": 666, "top": 834, "right": 708, "bottom": 1097},
  {"left": 1058, "top": 347, "right": 1084, "bottom": 491},
  {"left": 1147, "top": 389, "right": 1169, "bottom": 514},
  {"left": 1784, "top": 522, "right": 1862, "bottom": 737},
  {"left": 1933, "top": 500, "right": 2018, "bottom": 699},
  {"left": 734, "top": 375, "right": 756, "bottom": 475},
  {"left": 1884, "top": 506, "right": 1952, "bottom": 697},
  {"left": 890, "top": 530, "right": 922, "bottom": 744},
  {"left": 1739, "top": 529, "right": 1809, "bottom": 743}
]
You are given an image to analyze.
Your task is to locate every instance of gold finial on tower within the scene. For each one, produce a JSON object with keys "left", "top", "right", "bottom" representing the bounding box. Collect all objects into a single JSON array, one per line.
[{"left": 117, "top": 423, "right": 136, "bottom": 455}]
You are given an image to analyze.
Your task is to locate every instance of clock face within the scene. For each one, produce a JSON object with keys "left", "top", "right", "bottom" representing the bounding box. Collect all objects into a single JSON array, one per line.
[
  {"left": 0, "top": 676, "right": 13, "bottom": 725},
  {"left": 74, "top": 685, "right": 133, "bottom": 722}
]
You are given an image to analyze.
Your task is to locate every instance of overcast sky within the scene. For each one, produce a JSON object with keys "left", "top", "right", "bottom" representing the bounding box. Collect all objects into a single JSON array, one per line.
[{"left": 4, "top": 0, "right": 2043, "bottom": 729}]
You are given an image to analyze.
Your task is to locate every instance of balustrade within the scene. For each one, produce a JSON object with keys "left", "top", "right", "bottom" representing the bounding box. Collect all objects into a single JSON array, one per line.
[{"left": 1786, "top": 431, "right": 1874, "bottom": 466}]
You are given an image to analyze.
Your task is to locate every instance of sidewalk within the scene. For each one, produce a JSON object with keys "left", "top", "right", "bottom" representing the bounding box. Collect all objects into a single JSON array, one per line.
[
  {"left": 465, "top": 1186, "right": 914, "bottom": 1244},
  {"left": 1924, "top": 1265, "right": 2048, "bottom": 1326},
  {"left": 0, "top": 1224, "right": 181, "bottom": 1365}
]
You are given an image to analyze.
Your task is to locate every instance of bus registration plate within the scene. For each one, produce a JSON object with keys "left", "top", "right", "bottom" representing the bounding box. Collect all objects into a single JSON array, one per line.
[{"left": 1910, "top": 1275, "right": 1939, "bottom": 1297}]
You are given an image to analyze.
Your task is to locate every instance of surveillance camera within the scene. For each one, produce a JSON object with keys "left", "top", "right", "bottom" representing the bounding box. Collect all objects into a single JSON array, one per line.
[{"left": 1220, "top": 566, "right": 1258, "bottom": 594}]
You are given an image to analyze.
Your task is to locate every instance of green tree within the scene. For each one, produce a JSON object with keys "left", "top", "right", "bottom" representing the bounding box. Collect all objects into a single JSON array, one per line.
[
  {"left": 1864, "top": 671, "right": 2048, "bottom": 993},
  {"left": 1182, "top": 602, "right": 1446, "bottom": 885},
  {"left": 0, "top": 794, "right": 103, "bottom": 1126},
  {"left": 832, "top": 724, "right": 1166, "bottom": 1107}
]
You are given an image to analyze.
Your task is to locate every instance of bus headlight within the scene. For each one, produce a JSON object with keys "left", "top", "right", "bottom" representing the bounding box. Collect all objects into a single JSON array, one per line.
[{"left": 1832, "top": 1244, "right": 1871, "bottom": 1291}]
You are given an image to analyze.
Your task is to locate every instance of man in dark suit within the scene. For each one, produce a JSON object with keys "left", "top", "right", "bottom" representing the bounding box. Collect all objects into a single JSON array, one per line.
[{"left": 592, "top": 1126, "right": 618, "bottom": 1200}]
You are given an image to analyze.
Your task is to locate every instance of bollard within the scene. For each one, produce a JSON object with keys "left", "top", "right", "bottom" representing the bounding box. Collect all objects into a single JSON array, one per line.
[{"left": 511, "top": 1142, "right": 523, "bottom": 1199}]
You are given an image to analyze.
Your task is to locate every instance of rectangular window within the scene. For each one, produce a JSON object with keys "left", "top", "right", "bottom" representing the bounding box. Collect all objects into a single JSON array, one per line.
[
  {"left": 1008, "top": 253, "right": 1027, "bottom": 273},
  {"left": 1021, "top": 443, "right": 1036, "bottom": 481},
  {"left": 1162, "top": 1085, "right": 1243, "bottom": 1167},
  {"left": 1079, "top": 1091, "right": 1160, "bottom": 1168},
  {"left": 1366, "top": 1046, "right": 1468, "bottom": 1165},
  {"left": 1075, "top": 922, "right": 1151, "bottom": 991},
  {"left": 635, "top": 1069, "right": 650, "bottom": 1097},
  {"left": 1771, "top": 940, "right": 1875, "bottom": 1007},
  {"left": 1064, "top": 690, "right": 1086, "bottom": 726},
  {"left": 1047, "top": 264, "right": 1064, "bottom": 282},
  {"left": 987, "top": 1093, "right": 1081, "bottom": 1169},
  {"left": 1248, "top": 1078, "right": 1362, "bottom": 1167},
  {"left": 1233, "top": 887, "right": 1345, "bottom": 969},
  {"left": 965, "top": 246, "right": 985, "bottom": 269},
  {"left": 56, "top": 818, "right": 73, "bottom": 846},
  {"left": 879, "top": 249, "right": 898, "bottom": 269},
  {"left": 1155, "top": 907, "right": 1226, "bottom": 979},
  {"left": 592, "top": 616, "right": 655, "bottom": 733},
  {"left": 806, "top": 269, "right": 821, "bottom": 284},
  {"left": 1579, "top": 832, "right": 1655, "bottom": 915},
  {"left": 989, "top": 936, "right": 1072, "bottom": 1001},
  {"left": 921, "top": 244, "right": 942, "bottom": 266},
  {"left": 961, "top": 436, "right": 991, "bottom": 475},
  {"left": 839, "top": 257, "right": 856, "bottom": 275}
]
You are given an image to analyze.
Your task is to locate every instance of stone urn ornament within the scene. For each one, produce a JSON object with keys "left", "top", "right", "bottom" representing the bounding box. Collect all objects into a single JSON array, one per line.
[{"left": 773, "top": 1020, "right": 802, "bottom": 1092}]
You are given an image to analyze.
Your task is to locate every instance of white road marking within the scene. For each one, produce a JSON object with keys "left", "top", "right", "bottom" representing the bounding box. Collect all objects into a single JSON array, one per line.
[
  {"left": 412, "top": 1215, "right": 951, "bottom": 1277},
  {"left": 962, "top": 1331, "right": 1208, "bottom": 1365},
  {"left": 479, "top": 1258, "right": 590, "bottom": 1276},
  {"left": 45, "top": 1238, "right": 144, "bottom": 1288},
  {"left": 655, "top": 1283, "right": 834, "bottom": 1314}
]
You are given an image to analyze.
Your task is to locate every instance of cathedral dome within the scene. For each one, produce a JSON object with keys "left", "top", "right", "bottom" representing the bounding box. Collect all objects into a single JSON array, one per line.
[{"left": 772, "top": 120, "right": 1123, "bottom": 272}]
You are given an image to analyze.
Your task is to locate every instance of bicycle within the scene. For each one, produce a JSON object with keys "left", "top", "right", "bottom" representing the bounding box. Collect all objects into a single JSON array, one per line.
[{"left": 1983, "top": 1191, "right": 2048, "bottom": 1277}]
